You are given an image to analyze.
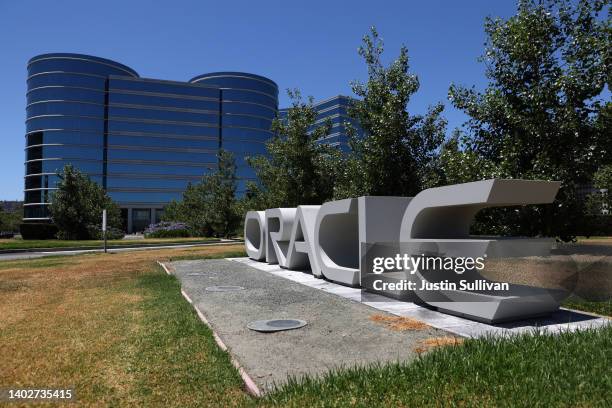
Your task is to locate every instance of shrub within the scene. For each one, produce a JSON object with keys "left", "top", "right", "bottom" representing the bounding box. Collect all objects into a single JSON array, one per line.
[
  {"left": 144, "top": 222, "right": 191, "bottom": 238},
  {"left": 19, "top": 223, "right": 58, "bottom": 240},
  {"left": 84, "top": 225, "right": 126, "bottom": 240}
]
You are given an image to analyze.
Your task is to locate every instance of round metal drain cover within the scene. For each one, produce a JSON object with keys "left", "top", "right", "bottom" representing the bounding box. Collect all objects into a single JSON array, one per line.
[
  {"left": 205, "top": 285, "right": 245, "bottom": 292},
  {"left": 247, "top": 319, "right": 307, "bottom": 333}
]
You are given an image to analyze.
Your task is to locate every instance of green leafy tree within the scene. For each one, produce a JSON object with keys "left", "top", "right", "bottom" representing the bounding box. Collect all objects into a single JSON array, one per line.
[
  {"left": 206, "top": 150, "right": 241, "bottom": 237},
  {"left": 245, "top": 90, "right": 341, "bottom": 208},
  {"left": 164, "top": 150, "right": 240, "bottom": 237},
  {"left": 49, "top": 165, "right": 122, "bottom": 240},
  {"left": 1, "top": 202, "right": 24, "bottom": 233},
  {"left": 447, "top": 0, "right": 610, "bottom": 239},
  {"left": 586, "top": 164, "right": 612, "bottom": 215},
  {"left": 425, "top": 130, "right": 502, "bottom": 188},
  {"left": 335, "top": 27, "right": 446, "bottom": 198}
]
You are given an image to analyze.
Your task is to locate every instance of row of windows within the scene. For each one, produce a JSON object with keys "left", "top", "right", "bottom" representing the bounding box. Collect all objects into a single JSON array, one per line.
[
  {"left": 29, "top": 57, "right": 136, "bottom": 78},
  {"left": 25, "top": 131, "right": 270, "bottom": 164},
  {"left": 109, "top": 106, "right": 220, "bottom": 124},
  {"left": 28, "top": 86, "right": 278, "bottom": 113},
  {"left": 221, "top": 127, "right": 272, "bottom": 142},
  {"left": 109, "top": 78, "right": 220, "bottom": 99},
  {"left": 25, "top": 144, "right": 251, "bottom": 160},
  {"left": 109, "top": 92, "right": 219, "bottom": 110},
  {"left": 27, "top": 101, "right": 105, "bottom": 118},
  {"left": 27, "top": 131, "right": 102, "bottom": 147},
  {"left": 26, "top": 160, "right": 260, "bottom": 177},
  {"left": 27, "top": 116, "right": 104, "bottom": 133},
  {"left": 26, "top": 145, "right": 103, "bottom": 161},
  {"left": 24, "top": 205, "right": 49, "bottom": 219},
  {"left": 107, "top": 178, "right": 197, "bottom": 189},
  {"left": 24, "top": 189, "right": 53, "bottom": 204},
  {"left": 27, "top": 100, "right": 277, "bottom": 127},
  {"left": 315, "top": 106, "right": 349, "bottom": 120},
  {"left": 28, "top": 87, "right": 106, "bottom": 105},
  {"left": 108, "top": 119, "right": 215, "bottom": 135},
  {"left": 108, "top": 191, "right": 183, "bottom": 204},
  {"left": 312, "top": 115, "right": 351, "bottom": 127},
  {"left": 190, "top": 76, "right": 278, "bottom": 99},
  {"left": 222, "top": 114, "right": 273, "bottom": 129},
  {"left": 26, "top": 159, "right": 103, "bottom": 175},
  {"left": 27, "top": 123, "right": 272, "bottom": 143},
  {"left": 109, "top": 97, "right": 276, "bottom": 120},
  {"left": 26, "top": 159, "right": 213, "bottom": 178},
  {"left": 107, "top": 162, "right": 213, "bottom": 176},
  {"left": 25, "top": 174, "right": 103, "bottom": 190},
  {"left": 315, "top": 97, "right": 351, "bottom": 112},
  {"left": 107, "top": 149, "right": 217, "bottom": 163},
  {"left": 109, "top": 135, "right": 219, "bottom": 149},
  {"left": 28, "top": 72, "right": 107, "bottom": 90},
  {"left": 112, "top": 87, "right": 277, "bottom": 107}
]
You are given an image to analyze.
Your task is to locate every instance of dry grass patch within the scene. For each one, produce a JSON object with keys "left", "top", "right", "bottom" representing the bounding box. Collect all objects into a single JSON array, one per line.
[
  {"left": 369, "top": 314, "right": 429, "bottom": 331},
  {"left": 0, "top": 244, "right": 250, "bottom": 407},
  {"left": 414, "top": 336, "right": 464, "bottom": 354}
]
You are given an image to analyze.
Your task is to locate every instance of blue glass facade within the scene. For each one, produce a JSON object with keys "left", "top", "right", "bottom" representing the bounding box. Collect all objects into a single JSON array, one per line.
[
  {"left": 279, "top": 95, "right": 362, "bottom": 151},
  {"left": 189, "top": 72, "right": 277, "bottom": 193},
  {"left": 24, "top": 53, "right": 278, "bottom": 232}
]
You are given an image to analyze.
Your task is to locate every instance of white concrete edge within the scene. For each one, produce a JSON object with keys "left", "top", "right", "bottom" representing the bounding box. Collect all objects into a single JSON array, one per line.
[
  {"left": 157, "top": 260, "right": 173, "bottom": 275},
  {"left": 158, "top": 260, "right": 263, "bottom": 398}
]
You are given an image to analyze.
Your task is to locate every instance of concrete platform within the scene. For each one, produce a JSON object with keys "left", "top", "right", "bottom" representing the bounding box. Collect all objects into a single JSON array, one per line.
[
  {"left": 231, "top": 257, "right": 610, "bottom": 338},
  {"left": 171, "top": 259, "right": 448, "bottom": 392}
]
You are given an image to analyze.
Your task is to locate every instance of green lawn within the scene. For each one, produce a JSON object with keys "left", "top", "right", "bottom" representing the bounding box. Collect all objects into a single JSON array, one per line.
[
  {"left": 0, "top": 237, "right": 219, "bottom": 251},
  {"left": 263, "top": 326, "right": 611, "bottom": 407}
]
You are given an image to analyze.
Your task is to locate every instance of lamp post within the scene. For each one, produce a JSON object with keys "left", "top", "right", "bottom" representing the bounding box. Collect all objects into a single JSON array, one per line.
[{"left": 102, "top": 209, "right": 107, "bottom": 253}]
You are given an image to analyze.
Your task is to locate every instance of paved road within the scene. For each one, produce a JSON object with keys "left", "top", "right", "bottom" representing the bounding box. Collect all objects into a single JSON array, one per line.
[{"left": 0, "top": 240, "right": 242, "bottom": 261}]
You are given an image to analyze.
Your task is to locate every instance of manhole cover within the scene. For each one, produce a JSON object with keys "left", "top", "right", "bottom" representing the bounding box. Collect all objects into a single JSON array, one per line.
[
  {"left": 205, "top": 285, "right": 245, "bottom": 292},
  {"left": 247, "top": 319, "right": 307, "bottom": 332}
]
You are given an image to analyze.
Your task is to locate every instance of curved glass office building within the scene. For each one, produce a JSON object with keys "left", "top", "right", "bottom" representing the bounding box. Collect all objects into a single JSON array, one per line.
[
  {"left": 24, "top": 53, "right": 278, "bottom": 232},
  {"left": 190, "top": 72, "right": 277, "bottom": 192}
]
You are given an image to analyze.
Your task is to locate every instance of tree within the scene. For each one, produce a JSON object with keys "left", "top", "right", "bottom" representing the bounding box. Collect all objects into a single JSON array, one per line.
[
  {"left": 206, "top": 150, "right": 241, "bottom": 237},
  {"left": 164, "top": 150, "right": 240, "bottom": 238},
  {"left": 246, "top": 90, "right": 341, "bottom": 208},
  {"left": 0, "top": 202, "right": 24, "bottom": 233},
  {"left": 425, "top": 130, "right": 502, "bottom": 188},
  {"left": 586, "top": 164, "right": 612, "bottom": 215},
  {"left": 49, "top": 165, "right": 122, "bottom": 240},
  {"left": 335, "top": 27, "right": 446, "bottom": 198},
  {"left": 0, "top": 205, "right": 4, "bottom": 232},
  {"left": 446, "top": 0, "right": 610, "bottom": 239}
]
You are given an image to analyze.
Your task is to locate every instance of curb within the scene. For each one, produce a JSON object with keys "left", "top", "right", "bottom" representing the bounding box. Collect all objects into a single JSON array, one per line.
[{"left": 157, "top": 260, "right": 263, "bottom": 398}]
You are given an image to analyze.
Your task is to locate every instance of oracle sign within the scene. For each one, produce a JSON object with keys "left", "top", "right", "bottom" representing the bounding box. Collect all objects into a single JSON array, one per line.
[{"left": 244, "top": 179, "right": 564, "bottom": 323}]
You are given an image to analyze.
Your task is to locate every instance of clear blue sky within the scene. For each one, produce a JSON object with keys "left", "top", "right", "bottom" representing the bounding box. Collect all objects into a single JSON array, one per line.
[{"left": 0, "top": 0, "right": 518, "bottom": 200}]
